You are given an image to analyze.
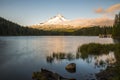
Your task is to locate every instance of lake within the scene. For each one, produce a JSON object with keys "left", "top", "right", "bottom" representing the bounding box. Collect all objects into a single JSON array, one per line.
[{"left": 0, "top": 36, "right": 115, "bottom": 80}]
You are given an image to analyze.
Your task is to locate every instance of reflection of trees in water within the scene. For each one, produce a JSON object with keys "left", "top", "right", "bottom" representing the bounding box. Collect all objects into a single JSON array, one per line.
[
  {"left": 44, "top": 43, "right": 120, "bottom": 80},
  {"left": 46, "top": 51, "right": 116, "bottom": 68},
  {"left": 113, "top": 38, "right": 120, "bottom": 43},
  {"left": 77, "top": 43, "right": 117, "bottom": 68},
  {"left": 46, "top": 43, "right": 120, "bottom": 71},
  {"left": 46, "top": 52, "right": 75, "bottom": 63}
]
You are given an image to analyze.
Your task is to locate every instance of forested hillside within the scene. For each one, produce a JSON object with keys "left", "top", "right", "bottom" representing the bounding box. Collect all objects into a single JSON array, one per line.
[
  {"left": 0, "top": 17, "right": 47, "bottom": 35},
  {"left": 0, "top": 17, "right": 113, "bottom": 36}
]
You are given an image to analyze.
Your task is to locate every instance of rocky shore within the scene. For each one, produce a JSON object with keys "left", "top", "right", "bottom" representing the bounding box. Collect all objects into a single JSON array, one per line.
[
  {"left": 32, "top": 68, "right": 76, "bottom": 80},
  {"left": 96, "top": 66, "right": 118, "bottom": 80}
]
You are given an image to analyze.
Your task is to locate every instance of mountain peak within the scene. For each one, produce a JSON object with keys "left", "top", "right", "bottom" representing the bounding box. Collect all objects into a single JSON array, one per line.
[
  {"left": 41, "top": 14, "right": 68, "bottom": 25},
  {"left": 56, "top": 14, "right": 63, "bottom": 18}
]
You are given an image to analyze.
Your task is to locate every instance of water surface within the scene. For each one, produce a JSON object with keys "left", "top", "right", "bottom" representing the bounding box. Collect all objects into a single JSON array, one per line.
[{"left": 0, "top": 36, "right": 115, "bottom": 80}]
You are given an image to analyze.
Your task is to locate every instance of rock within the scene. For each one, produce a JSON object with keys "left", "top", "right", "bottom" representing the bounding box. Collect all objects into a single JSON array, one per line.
[
  {"left": 32, "top": 68, "right": 69, "bottom": 80},
  {"left": 96, "top": 67, "right": 116, "bottom": 80},
  {"left": 65, "top": 63, "right": 76, "bottom": 73}
]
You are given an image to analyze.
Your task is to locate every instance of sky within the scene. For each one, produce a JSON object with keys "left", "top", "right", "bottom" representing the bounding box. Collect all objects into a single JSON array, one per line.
[{"left": 0, "top": 0, "right": 120, "bottom": 26}]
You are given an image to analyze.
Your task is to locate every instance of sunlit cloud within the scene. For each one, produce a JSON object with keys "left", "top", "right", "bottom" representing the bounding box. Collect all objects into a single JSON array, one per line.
[
  {"left": 106, "top": 4, "right": 120, "bottom": 13},
  {"left": 62, "top": 16, "right": 114, "bottom": 27},
  {"left": 64, "top": 4, "right": 119, "bottom": 27},
  {"left": 95, "top": 3, "right": 120, "bottom": 14},
  {"left": 95, "top": 8, "right": 105, "bottom": 13}
]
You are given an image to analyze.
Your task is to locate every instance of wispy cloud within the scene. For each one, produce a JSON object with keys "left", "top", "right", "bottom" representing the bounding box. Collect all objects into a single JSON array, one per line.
[
  {"left": 106, "top": 4, "right": 120, "bottom": 13},
  {"left": 62, "top": 16, "right": 114, "bottom": 27},
  {"left": 95, "top": 8, "right": 105, "bottom": 13},
  {"left": 71, "top": 3, "right": 119, "bottom": 27},
  {"left": 95, "top": 3, "right": 120, "bottom": 14}
]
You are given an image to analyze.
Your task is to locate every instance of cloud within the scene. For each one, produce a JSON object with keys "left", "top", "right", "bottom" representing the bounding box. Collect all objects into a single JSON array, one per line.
[
  {"left": 106, "top": 4, "right": 120, "bottom": 13},
  {"left": 63, "top": 16, "right": 114, "bottom": 27},
  {"left": 95, "top": 3, "right": 120, "bottom": 14},
  {"left": 95, "top": 8, "right": 105, "bottom": 13}
]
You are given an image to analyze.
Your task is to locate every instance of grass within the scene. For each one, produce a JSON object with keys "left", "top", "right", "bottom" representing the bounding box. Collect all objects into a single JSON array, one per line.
[{"left": 78, "top": 43, "right": 120, "bottom": 80}]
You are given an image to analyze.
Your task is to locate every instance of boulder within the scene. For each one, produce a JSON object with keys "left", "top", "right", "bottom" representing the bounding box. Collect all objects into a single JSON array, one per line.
[{"left": 65, "top": 63, "right": 76, "bottom": 73}]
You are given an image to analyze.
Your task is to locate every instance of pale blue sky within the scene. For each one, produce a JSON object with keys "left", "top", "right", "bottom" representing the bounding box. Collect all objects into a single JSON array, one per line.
[{"left": 0, "top": 0, "right": 120, "bottom": 26}]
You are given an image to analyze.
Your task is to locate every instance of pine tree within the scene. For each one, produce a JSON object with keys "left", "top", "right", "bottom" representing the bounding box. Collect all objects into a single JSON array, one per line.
[
  {"left": 112, "top": 12, "right": 120, "bottom": 38},
  {"left": 114, "top": 14, "right": 118, "bottom": 26}
]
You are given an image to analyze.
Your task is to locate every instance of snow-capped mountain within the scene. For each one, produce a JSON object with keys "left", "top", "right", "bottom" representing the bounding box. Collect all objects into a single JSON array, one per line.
[
  {"left": 31, "top": 14, "right": 114, "bottom": 30},
  {"left": 41, "top": 14, "right": 68, "bottom": 25}
]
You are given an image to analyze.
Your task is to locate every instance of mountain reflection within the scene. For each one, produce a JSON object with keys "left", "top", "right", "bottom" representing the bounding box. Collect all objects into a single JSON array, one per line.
[
  {"left": 94, "top": 52, "right": 116, "bottom": 67},
  {"left": 83, "top": 52, "right": 116, "bottom": 68}
]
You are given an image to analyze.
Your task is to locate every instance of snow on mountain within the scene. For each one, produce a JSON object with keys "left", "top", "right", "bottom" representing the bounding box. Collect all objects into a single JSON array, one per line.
[
  {"left": 31, "top": 14, "right": 114, "bottom": 30},
  {"left": 42, "top": 14, "right": 68, "bottom": 25}
]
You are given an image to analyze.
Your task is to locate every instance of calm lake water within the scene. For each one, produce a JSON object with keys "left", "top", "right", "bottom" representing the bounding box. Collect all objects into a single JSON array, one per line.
[{"left": 0, "top": 36, "right": 115, "bottom": 80}]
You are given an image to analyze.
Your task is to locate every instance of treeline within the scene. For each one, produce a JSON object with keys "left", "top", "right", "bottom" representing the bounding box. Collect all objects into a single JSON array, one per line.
[
  {"left": 0, "top": 17, "right": 51, "bottom": 36},
  {"left": 112, "top": 12, "right": 120, "bottom": 38},
  {"left": 74, "top": 26, "right": 112, "bottom": 36},
  {"left": 0, "top": 17, "right": 112, "bottom": 36}
]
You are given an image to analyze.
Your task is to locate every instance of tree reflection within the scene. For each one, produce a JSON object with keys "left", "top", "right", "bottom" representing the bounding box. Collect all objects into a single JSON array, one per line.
[
  {"left": 41, "top": 43, "right": 120, "bottom": 80},
  {"left": 77, "top": 43, "right": 117, "bottom": 68},
  {"left": 113, "top": 38, "right": 120, "bottom": 43},
  {"left": 46, "top": 52, "right": 75, "bottom": 63},
  {"left": 46, "top": 43, "right": 118, "bottom": 69},
  {"left": 46, "top": 56, "right": 54, "bottom": 63}
]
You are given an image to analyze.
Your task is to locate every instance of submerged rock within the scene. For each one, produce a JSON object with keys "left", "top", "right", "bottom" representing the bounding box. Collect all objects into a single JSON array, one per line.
[{"left": 65, "top": 63, "right": 76, "bottom": 73}]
